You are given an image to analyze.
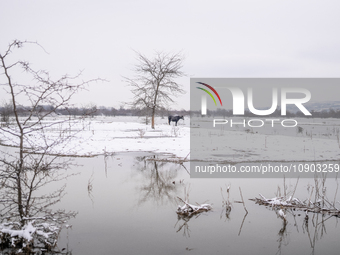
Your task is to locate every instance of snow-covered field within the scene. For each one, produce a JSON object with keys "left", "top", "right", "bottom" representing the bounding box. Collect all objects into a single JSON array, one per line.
[
  {"left": 0, "top": 116, "right": 190, "bottom": 159},
  {"left": 1, "top": 115, "right": 340, "bottom": 162},
  {"left": 70, "top": 116, "right": 190, "bottom": 158}
]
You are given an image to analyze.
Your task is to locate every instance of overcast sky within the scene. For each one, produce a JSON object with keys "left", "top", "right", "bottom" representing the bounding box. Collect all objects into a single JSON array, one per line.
[{"left": 1, "top": 0, "right": 339, "bottom": 110}]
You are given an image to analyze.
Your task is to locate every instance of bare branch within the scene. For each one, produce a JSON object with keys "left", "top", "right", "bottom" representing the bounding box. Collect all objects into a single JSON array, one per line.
[{"left": 0, "top": 40, "right": 101, "bottom": 253}]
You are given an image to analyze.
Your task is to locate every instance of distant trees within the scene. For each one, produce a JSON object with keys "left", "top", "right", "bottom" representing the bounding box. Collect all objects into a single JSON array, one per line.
[
  {"left": 0, "top": 101, "right": 12, "bottom": 126},
  {"left": 0, "top": 103, "right": 190, "bottom": 118},
  {"left": 125, "top": 51, "right": 185, "bottom": 129},
  {"left": 190, "top": 108, "right": 340, "bottom": 118}
]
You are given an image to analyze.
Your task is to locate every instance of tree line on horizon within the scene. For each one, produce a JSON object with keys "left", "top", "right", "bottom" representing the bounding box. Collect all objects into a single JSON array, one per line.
[
  {"left": 0, "top": 103, "right": 189, "bottom": 120},
  {"left": 2, "top": 103, "right": 340, "bottom": 120},
  {"left": 193, "top": 107, "right": 340, "bottom": 118}
]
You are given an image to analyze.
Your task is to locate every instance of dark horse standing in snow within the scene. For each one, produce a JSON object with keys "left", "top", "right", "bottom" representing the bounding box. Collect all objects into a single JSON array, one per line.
[{"left": 168, "top": 116, "right": 184, "bottom": 126}]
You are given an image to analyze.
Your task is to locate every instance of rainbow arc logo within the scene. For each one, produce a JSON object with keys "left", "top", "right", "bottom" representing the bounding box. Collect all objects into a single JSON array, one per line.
[{"left": 196, "top": 82, "right": 223, "bottom": 106}]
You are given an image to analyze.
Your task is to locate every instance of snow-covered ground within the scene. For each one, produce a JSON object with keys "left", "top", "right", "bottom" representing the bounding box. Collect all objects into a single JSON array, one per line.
[
  {"left": 0, "top": 116, "right": 190, "bottom": 159},
  {"left": 70, "top": 116, "right": 190, "bottom": 158},
  {"left": 1, "top": 115, "right": 340, "bottom": 162}
]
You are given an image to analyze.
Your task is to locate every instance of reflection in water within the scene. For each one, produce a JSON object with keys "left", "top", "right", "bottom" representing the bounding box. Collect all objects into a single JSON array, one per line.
[
  {"left": 175, "top": 186, "right": 213, "bottom": 238},
  {"left": 276, "top": 213, "right": 288, "bottom": 255},
  {"left": 238, "top": 212, "right": 248, "bottom": 236},
  {"left": 303, "top": 213, "right": 333, "bottom": 255},
  {"left": 87, "top": 171, "right": 95, "bottom": 206},
  {"left": 252, "top": 177, "right": 340, "bottom": 255},
  {"left": 220, "top": 185, "right": 248, "bottom": 236},
  {"left": 134, "top": 156, "right": 199, "bottom": 238},
  {"left": 263, "top": 204, "right": 338, "bottom": 255},
  {"left": 175, "top": 214, "right": 192, "bottom": 238},
  {"left": 0, "top": 150, "right": 76, "bottom": 254},
  {"left": 134, "top": 155, "right": 184, "bottom": 206}
]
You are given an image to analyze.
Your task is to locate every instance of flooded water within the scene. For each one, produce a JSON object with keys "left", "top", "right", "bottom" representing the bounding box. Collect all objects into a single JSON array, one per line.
[{"left": 42, "top": 152, "right": 340, "bottom": 255}]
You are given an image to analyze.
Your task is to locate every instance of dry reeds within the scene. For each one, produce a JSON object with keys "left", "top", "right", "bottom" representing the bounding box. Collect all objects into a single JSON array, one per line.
[{"left": 251, "top": 177, "right": 340, "bottom": 217}]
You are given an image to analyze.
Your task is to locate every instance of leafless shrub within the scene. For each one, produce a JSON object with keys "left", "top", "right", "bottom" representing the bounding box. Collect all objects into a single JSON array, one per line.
[
  {"left": 137, "top": 128, "right": 146, "bottom": 138},
  {"left": 0, "top": 40, "right": 102, "bottom": 253}
]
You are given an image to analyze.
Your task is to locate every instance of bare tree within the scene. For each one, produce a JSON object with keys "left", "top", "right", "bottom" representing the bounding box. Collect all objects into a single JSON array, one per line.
[
  {"left": 125, "top": 51, "right": 185, "bottom": 129},
  {"left": 0, "top": 40, "right": 101, "bottom": 253}
]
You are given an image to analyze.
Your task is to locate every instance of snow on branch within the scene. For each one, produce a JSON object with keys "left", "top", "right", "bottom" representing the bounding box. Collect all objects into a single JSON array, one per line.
[
  {"left": 176, "top": 196, "right": 212, "bottom": 217},
  {"left": 252, "top": 193, "right": 340, "bottom": 217}
]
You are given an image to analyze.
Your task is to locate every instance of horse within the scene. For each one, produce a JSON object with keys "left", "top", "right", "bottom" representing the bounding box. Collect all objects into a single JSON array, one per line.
[{"left": 168, "top": 115, "right": 184, "bottom": 126}]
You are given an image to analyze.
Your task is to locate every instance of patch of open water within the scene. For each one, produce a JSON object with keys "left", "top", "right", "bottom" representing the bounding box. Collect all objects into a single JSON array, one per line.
[{"left": 49, "top": 152, "right": 340, "bottom": 255}]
